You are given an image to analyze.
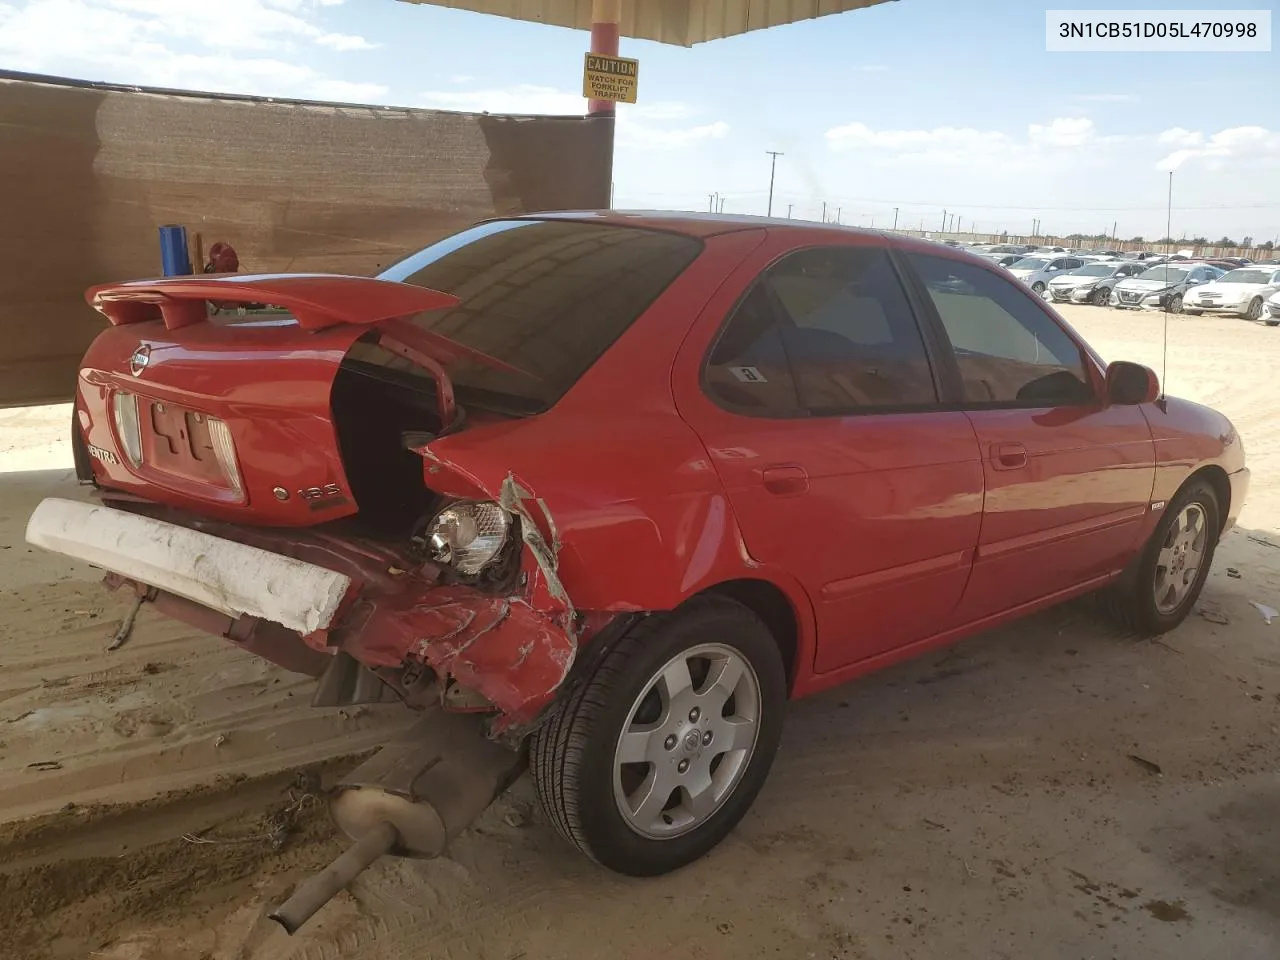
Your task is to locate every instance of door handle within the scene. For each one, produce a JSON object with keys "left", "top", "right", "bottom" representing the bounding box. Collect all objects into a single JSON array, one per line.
[
  {"left": 990, "top": 442, "right": 1028, "bottom": 471},
  {"left": 761, "top": 464, "right": 809, "bottom": 496}
]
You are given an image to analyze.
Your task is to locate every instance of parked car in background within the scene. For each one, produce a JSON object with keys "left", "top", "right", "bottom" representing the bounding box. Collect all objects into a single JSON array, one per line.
[
  {"left": 1264, "top": 291, "right": 1280, "bottom": 326},
  {"left": 23, "top": 213, "right": 1250, "bottom": 894},
  {"left": 1202, "top": 259, "right": 1249, "bottom": 273},
  {"left": 1048, "top": 261, "right": 1146, "bottom": 305},
  {"left": 1123, "top": 251, "right": 1168, "bottom": 262},
  {"left": 1007, "top": 254, "right": 1087, "bottom": 298},
  {"left": 1112, "top": 262, "right": 1225, "bottom": 312},
  {"left": 1184, "top": 266, "right": 1280, "bottom": 320}
]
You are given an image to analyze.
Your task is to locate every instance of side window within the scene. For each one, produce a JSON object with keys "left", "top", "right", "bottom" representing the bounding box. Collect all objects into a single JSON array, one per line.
[
  {"left": 705, "top": 246, "right": 937, "bottom": 416},
  {"left": 908, "top": 253, "right": 1095, "bottom": 407}
]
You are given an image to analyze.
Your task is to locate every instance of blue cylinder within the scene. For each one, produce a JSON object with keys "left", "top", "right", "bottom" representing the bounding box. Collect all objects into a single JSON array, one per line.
[{"left": 159, "top": 224, "right": 192, "bottom": 276}]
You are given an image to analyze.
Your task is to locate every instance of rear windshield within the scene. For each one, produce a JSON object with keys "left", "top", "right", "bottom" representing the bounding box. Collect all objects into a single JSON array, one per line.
[{"left": 374, "top": 220, "right": 702, "bottom": 413}]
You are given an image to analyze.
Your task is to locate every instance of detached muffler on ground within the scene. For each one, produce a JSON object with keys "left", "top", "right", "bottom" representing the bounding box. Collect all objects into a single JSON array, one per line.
[{"left": 269, "top": 710, "right": 525, "bottom": 934}]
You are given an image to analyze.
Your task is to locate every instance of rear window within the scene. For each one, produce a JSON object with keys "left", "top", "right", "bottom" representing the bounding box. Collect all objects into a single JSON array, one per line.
[{"left": 373, "top": 220, "right": 702, "bottom": 412}]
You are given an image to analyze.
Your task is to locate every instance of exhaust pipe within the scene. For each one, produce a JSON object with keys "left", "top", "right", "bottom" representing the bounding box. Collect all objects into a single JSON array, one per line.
[
  {"left": 269, "top": 821, "right": 399, "bottom": 935},
  {"left": 269, "top": 710, "right": 525, "bottom": 934}
]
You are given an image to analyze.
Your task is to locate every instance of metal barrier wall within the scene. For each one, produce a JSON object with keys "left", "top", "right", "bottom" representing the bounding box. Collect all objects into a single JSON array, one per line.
[{"left": 0, "top": 71, "right": 612, "bottom": 406}]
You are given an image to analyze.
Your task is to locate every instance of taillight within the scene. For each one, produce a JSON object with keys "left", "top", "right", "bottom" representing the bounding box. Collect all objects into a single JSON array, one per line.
[
  {"left": 206, "top": 416, "right": 244, "bottom": 500},
  {"left": 111, "top": 392, "right": 143, "bottom": 466}
]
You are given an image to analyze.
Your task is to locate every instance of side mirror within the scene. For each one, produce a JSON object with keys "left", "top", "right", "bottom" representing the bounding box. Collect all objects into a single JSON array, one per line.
[{"left": 1107, "top": 361, "right": 1160, "bottom": 405}]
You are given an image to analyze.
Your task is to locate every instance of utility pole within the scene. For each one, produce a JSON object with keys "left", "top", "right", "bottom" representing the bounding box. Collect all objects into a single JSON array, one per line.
[
  {"left": 765, "top": 151, "right": 784, "bottom": 218},
  {"left": 956, "top": 216, "right": 962, "bottom": 233},
  {"left": 892, "top": 207, "right": 899, "bottom": 231},
  {"left": 940, "top": 209, "right": 947, "bottom": 233},
  {"left": 787, "top": 204, "right": 793, "bottom": 219},
  {"left": 836, "top": 206, "right": 842, "bottom": 224},
  {"left": 822, "top": 201, "right": 828, "bottom": 222},
  {"left": 708, "top": 193, "right": 716, "bottom": 213},
  {"left": 719, "top": 196, "right": 726, "bottom": 214}
]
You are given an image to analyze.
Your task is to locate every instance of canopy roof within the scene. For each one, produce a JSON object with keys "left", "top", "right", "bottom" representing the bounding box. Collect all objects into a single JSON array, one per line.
[{"left": 397, "top": 0, "right": 895, "bottom": 46}]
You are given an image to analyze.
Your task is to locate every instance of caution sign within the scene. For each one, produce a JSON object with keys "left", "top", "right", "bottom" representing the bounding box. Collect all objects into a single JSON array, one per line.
[{"left": 583, "top": 53, "right": 639, "bottom": 104}]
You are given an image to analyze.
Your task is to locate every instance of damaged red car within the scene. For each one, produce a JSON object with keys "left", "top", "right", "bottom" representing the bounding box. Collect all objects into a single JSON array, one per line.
[{"left": 27, "top": 213, "right": 1248, "bottom": 929}]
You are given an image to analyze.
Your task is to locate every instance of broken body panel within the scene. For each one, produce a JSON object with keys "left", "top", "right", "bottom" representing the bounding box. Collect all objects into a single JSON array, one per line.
[{"left": 55, "top": 229, "right": 789, "bottom": 735}]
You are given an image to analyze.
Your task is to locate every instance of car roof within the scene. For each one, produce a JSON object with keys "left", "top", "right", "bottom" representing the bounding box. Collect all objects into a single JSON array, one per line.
[
  {"left": 521, "top": 209, "right": 888, "bottom": 240},
  {"left": 516, "top": 210, "right": 1007, "bottom": 262}
]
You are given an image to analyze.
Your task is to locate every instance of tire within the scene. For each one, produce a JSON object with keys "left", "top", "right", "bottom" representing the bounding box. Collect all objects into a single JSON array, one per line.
[
  {"left": 1246, "top": 297, "right": 1263, "bottom": 321},
  {"left": 1091, "top": 286, "right": 1109, "bottom": 306},
  {"left": 1183, "top": 309, "right": 1202, "bottom": 316},
  {"left": 1032, "top": 282, "right": 1046, "bottom": 297},
  {"left": 530, "top": 597, "right": 786, "bottom": 876},
  {"left": 1266, "top": 319, "right": 1280, "bottom": 327},
  {"left": 1167, "top": 293, "right": 1183, "bottom": 314},
  {"left": 1101, "top": 479, "right": 1220, "bottom": 636}
]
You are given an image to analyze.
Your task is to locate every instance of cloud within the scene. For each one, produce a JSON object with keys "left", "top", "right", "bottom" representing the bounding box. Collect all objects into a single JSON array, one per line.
[
  {"left": 448, "top": 73, "right": 476, "bottom": 84},
  {"left": 419, "top": 84, "right": 730, "bottom": 150},
  {"left": 825, "top": 116, "right": 1115, "bottom": 171},
  {"left": 0, "top": 0, "right": 381, "bottom": 100},
  {"left": 1028, "top": 117, "right": 1096, "bottom": 147},
  {"left": 1157, "top": 127, "right": 1204, "bottom": 147},
  {"left": 1155, "top": 125, "right": 1280, "bottom": 171}
]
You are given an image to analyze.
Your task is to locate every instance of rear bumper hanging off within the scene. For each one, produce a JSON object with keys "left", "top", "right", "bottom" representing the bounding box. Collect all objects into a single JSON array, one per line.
[
  {"left": 25, "top": 496, "right": 580, "bottom": 729},
  {"left": 26, "top": 498, "right": 350, "bottom": 634}
]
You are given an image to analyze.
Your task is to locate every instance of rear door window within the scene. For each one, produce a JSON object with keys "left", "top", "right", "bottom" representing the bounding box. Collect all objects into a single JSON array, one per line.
[{"left": 705, "top": 246, "right": 938, "bottom": 415}]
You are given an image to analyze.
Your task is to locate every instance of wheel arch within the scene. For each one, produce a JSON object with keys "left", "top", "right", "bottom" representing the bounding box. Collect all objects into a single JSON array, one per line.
[
  {"left": 1187, "top": 463, "right": 1232, "bottom": 534},
  {"left": 695, "top": 578, "right": 805, "bottom": 692}
]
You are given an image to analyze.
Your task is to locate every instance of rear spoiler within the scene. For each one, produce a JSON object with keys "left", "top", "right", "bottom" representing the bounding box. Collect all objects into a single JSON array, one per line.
[{"left": 86, "top": 273, "right": 461, "bottom": 332}]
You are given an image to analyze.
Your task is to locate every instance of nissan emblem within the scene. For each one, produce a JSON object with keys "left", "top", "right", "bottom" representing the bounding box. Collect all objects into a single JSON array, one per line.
[{"left": 129, "top": 345, "right": 151, "bottom": 377}]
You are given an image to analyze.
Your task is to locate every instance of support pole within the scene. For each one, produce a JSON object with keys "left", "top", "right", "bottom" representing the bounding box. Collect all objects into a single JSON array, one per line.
[{"left": 587, "top": 0, "right": 622, "bottom": 117}]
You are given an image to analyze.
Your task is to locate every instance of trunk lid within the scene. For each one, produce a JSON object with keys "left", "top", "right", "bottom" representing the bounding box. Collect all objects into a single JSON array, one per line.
[{"left": 76, "top": 273, "right": 492, "bottom": 528}]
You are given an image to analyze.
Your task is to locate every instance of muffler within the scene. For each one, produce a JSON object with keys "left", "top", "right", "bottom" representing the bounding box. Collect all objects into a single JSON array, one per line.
[{"left": 268, "top": 710, "right": 525, "bottom": 934}]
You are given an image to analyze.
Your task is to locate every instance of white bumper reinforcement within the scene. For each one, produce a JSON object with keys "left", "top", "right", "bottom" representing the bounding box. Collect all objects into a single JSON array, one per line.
[{"left": 25, "top": 498, "right": 352, "bottom": 635}]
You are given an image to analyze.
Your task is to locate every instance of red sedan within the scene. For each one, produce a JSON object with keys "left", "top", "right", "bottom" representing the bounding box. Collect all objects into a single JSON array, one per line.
[{"left": 27, "top": 213, "right": 1248, "bottom": 916}]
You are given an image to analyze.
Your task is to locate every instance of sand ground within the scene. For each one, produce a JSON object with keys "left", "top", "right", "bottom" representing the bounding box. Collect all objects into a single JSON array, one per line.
[{"left": 1, "top": 303, "right": 1278, "bottom": 959}]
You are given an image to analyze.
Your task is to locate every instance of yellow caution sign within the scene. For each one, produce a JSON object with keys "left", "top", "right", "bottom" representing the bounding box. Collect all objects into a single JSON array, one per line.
[{"left": 583, "top": 53, "right": 639, "bottom": 104}]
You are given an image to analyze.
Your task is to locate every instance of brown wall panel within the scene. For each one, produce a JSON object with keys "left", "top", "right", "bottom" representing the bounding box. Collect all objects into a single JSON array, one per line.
[{"left": 0, "top": 72, "right": 612, "bottom": 406}]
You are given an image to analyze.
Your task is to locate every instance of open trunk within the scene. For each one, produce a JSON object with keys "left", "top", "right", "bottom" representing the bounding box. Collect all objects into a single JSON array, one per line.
[{"left": 74, "top": 274, "right": 481, "bottom": 533}]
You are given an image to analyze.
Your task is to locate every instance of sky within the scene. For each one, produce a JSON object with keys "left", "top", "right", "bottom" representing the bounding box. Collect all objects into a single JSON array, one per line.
[{"left": 0, "top": 0, "right": 1276, "bottom": 242}]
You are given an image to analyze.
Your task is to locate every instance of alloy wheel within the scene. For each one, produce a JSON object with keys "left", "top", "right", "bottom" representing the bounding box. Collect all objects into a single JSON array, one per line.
[
  {"left": 612, "top": 643, "right": 762, "bottom": 840},
  {"left": 1153, "top": 503, "right": 1208, "bottom": 615}
]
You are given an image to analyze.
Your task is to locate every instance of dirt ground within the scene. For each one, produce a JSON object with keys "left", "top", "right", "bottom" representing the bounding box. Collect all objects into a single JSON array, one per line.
[{"left": 2, "top": 303, "right": 1279, "bottom": 960}]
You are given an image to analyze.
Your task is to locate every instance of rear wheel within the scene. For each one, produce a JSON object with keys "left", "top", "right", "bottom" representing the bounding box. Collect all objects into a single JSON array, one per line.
[
  {"left": 1246, "top": 297, "right": 1263, "bottom": 321},
  {"left": 1184, "top": 309, "right": 1202, "bottom": 316},
  {"left": 530, "top": 598, "right": 786, "bottom": 876},
  {"left": 1102, "top": 479, "right": 1219, "bottom": 635}
]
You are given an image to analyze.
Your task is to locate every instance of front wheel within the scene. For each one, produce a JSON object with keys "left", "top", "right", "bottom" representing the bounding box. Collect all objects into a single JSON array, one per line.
[
  {"left": 1167, "top": 293, "right": 1184, "bottom": 314},
  {"left": 1246, "top": 297, "right": 1263, "bottom": 321},
  {"left": 1032, "top": 281, "right": 1046, "bottom": 298},
  {"left": 530, "top": 598, "right": 786, "bottom": 876},
  {"left": 1091, "top": 286, "right": 1110, "bottom": 306},
  {"left": 1102, "top": 479, "right": 1219, "bottom": 635}
]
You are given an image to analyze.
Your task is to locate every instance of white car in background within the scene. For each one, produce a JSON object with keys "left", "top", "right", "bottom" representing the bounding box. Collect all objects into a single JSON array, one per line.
[
  {"left": 1005, "top": 254, "right": 1087, "bottom": 299},
  {"left": 1046, "top": 260, "right": 1146, "bottom": 305},
  {"left": 1183, "top": 266, "right": 1280, "bottom": 321},
  {"left": 1262, "top": 291, "right": 1280, "bottom": 326}
]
